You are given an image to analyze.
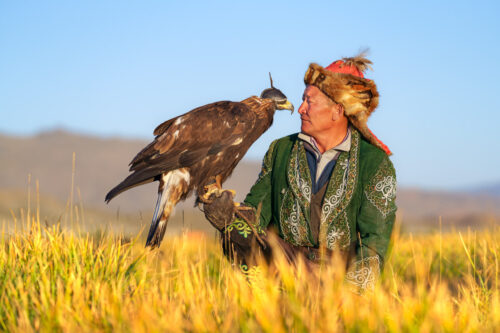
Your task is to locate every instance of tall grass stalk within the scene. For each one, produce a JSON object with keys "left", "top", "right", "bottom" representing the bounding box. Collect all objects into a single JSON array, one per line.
[{"left": 0, "top": 212, "right": 498, "bottom": 331}]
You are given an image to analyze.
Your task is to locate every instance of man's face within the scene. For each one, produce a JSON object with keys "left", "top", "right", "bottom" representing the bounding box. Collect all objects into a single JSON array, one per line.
[{"left": 298, "top": 85, "right": 340, "bottom": 137}]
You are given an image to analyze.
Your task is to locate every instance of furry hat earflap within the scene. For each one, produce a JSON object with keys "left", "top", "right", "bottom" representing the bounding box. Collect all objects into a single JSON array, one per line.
[{"left": 304, "top": 51, "right": 391, "bottom": 155}]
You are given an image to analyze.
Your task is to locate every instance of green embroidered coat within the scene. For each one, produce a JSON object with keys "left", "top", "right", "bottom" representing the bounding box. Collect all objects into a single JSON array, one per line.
[{"left": 241, "top": 128, "right": 397, "bottom": 291}]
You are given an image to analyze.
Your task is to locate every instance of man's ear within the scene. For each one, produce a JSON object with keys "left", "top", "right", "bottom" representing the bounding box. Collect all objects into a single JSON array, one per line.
[
  {"left": 338, "top": 104, "right": 345, "bottom": 116},
  {"left": 331, "top": 103, "right": 344, "bottom": 121}
]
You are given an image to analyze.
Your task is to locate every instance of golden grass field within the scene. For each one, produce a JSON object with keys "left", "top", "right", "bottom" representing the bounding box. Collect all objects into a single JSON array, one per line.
[{"left": 1, "top": 208, "right": 499, "bottom": 332}]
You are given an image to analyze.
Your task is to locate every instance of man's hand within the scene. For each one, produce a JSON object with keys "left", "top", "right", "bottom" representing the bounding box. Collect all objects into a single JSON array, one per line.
[
  {"left": 202, "top": 190, "right": 236, "bottom": 231},
  {"left": 201, "top": 189, "right": 267, "bottom": 248}
]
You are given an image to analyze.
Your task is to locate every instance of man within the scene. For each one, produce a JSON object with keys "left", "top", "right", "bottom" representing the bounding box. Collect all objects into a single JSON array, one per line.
[{"left": 203, "top": 53, "right": 397, "bottom": 292}]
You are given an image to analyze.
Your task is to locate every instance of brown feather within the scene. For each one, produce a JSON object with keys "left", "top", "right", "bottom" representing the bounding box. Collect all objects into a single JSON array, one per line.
[
  {"left": 153, "top": 118, "right": 175, "bottom": 136},
  {"left": 341, "top": 49, "right": 373, "bottom": 74}
]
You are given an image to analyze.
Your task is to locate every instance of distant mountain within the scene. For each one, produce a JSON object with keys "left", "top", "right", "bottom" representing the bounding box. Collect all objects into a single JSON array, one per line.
[
  {"left": 465, "top": 182, "right": 500, "bottom": 197},
  {"left": 1, "top": 129, "right": 498, "bottom": 233},
  {"left": 0, "top": 129, "right": 260, "bottom": 207},
  {"left": 0, "top": 129, "right": 260, "bottom": 235},
  {"left": 395, "top": 187, "right": 500, "bottom": 232}
]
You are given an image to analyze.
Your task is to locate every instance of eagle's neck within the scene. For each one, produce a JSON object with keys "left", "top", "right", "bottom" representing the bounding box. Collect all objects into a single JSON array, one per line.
[{"left": 241, "top": 96, "right": 275, "bottom": 121}]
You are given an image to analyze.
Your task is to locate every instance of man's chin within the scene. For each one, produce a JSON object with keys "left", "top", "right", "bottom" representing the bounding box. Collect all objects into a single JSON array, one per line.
[{"left": 300, "top": 125, "right": 311, "bottom": 136}]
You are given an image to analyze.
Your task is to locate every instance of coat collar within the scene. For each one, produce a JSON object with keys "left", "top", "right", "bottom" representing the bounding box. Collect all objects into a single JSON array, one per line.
[
  {"left": 285, "top": 129, "right": 361, "bottom": 246},
  {"left": 297, "top": 128, "right": 351, "bottom": 160}
]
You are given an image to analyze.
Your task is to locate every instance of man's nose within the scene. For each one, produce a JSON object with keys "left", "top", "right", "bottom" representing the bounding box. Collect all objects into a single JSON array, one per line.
[{"left": 298, "top": 102, "right": 307, "bottom": 115}]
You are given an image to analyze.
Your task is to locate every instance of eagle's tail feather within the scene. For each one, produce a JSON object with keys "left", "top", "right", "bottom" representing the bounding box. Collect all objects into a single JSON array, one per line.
[
  {"left": 145, "top": 169, "right": 190, "bottom": 248},
  {"left": 105, "top": 177, "right": 155, "bottom": 203},
  {"left": 146, "top": 189, "right": 169, "bottom": 248},
  {"left": 105, "top": 166, "right": 169, "bottom": 203}
]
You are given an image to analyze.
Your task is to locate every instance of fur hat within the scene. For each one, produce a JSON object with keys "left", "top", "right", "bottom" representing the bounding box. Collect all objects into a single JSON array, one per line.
[{"left": 304, "top": 52, "right": 391, "bottom": 155}]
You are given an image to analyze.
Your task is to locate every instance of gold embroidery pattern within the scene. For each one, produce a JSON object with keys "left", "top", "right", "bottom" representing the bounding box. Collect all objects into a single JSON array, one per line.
[
  {"left": 321, "top": 158, "right": 348, "bottom": 221},
  {"left": 325, "top": 211, "right": 351, "bottom": 250},
  {"left": 288, "top": 142, "right": 312, "bottom": 204},
  {"left": 226, "top": 219, "right": 252, "bottom": 238},
  {"left": 280, "top": 141, "right": 314, "bottom": 246},
  {"left": 280, "top": 189, "right": 312, "bottom": 246},
  {"left": 318, "top": 130, "right": 360, "bottom": 249}
]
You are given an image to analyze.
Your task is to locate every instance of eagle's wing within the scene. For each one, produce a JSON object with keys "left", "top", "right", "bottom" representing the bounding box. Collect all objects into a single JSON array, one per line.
[
  {"left": 130, "top": 101, "right": 255, "bottom": 172},
  {"left": 105, "top": 101, "right": 256, "bottom": 202}
]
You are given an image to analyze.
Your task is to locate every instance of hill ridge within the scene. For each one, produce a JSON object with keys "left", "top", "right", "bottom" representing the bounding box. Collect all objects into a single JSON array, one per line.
[{"left": 1, "top": 129, "right": 498, "bottom": 232}]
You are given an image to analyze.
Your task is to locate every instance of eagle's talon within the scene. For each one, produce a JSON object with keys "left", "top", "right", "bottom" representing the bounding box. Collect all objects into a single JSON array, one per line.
[
  {"left": 202, "top": 183, "right": 223, "bottom": 200},
  {"left": 197, "top": 195, "right": 214, "bottom": 204}
]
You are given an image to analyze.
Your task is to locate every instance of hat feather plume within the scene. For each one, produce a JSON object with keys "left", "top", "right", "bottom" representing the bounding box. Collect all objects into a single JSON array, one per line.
[{"left": 341, "top": 49, "right": 373, "bottom": 74}]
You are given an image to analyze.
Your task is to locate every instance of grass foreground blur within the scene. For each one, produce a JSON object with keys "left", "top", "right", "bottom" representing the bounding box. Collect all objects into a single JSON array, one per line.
[{"left": 0, "top": 216, "right": 499, "bottom": 332}]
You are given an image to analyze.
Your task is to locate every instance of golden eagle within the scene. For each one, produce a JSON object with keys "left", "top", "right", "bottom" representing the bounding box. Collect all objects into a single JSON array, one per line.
[{"left": 105, "top": 76, "right": 293, "bottom": 248}]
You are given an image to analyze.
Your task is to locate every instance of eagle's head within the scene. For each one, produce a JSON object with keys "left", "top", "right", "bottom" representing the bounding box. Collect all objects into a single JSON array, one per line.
[{"left": 260, "top": 73, "right": 294, "bottom": 113}]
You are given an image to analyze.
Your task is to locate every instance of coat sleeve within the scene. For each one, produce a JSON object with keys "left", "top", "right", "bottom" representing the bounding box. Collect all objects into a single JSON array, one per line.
[
  {"left": 345, "top": 156, "right": 397, "bottom": 293},
  {"left": 243, "top": 139, "right": 278, "bottom": 229}
]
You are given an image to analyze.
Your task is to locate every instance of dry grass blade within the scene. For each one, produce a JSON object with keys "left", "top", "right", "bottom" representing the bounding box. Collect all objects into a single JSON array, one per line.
[{"left": 0, "top": 213, "right": 498, "bottom": 331}]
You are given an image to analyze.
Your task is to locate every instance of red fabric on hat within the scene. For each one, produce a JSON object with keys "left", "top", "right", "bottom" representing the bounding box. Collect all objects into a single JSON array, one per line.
[{"left": 325, "top": 60, "right": 364, "bottom": 78}]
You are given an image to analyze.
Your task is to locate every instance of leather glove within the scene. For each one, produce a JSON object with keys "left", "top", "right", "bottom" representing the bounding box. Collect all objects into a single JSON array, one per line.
[{"left": 202, "top": 190, "right": 236, "bottom": 231}]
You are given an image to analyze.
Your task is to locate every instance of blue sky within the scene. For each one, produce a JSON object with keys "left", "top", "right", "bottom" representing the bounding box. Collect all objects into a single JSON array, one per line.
[{"left": 1, "top": 0, "right": 499, "bottom": 189}]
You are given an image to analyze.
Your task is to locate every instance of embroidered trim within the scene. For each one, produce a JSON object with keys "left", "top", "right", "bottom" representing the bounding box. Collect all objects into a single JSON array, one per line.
[
  {"left": 321, "top": 159, "right": 348, "bottom": 221},
  {"left": 280, "top": 140, "right": 313, "bottom": 246},
  {"left": 255, "top": 140, "right": 278, "bottom": 183},
  {"left": 280, "top": 189, "right": 312, "bottom": 246},
  {"left": 364, "top": 158, "right": 397, "bottom": 218},
  {"left": 226, "top": 219, "right": 252, "bottom": 238},
  {"left": 376, "top": 176, "right": 396, "bottom": 207},
  {"left": 345, "top": 255, "right": 380, "bottom": 292},
  {"left": 318, "top": 129, "right": 360, "bottom": 249},
  {"left": 325, "top": 211, "right": 350, "bottom": 250},
  {"left": 286, "top": 197, "right": 301, "bottom": 240},
  {"left": 288, "top": 142, "right": 312, "bottom": 204}
]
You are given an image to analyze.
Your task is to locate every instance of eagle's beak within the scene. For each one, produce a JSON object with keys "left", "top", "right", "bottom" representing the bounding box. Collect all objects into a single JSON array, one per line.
[{"left": 278, "top": 100, "right": 294, "bottom": 114}]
